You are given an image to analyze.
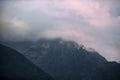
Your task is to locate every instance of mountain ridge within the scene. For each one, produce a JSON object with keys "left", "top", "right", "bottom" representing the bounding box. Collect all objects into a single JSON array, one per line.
[
  {"left": 0, "top": 43, "right": 54, "bottom": 80},
  {"left": 1, "top": 38, "right": 120, "bottom": 80}
]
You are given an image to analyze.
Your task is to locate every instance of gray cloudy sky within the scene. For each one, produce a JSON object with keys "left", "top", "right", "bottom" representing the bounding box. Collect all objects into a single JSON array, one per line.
[{"left": 0, "top": 0, "right": 120, "bottom": 62}]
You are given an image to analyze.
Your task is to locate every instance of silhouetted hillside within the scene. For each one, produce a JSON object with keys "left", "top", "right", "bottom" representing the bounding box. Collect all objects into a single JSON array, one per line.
[{"left": 0, "top": 44, "right": 54, "bottom": 80}]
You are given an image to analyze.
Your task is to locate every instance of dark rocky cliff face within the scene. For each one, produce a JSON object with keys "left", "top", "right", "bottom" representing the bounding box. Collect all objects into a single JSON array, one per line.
[{"left": 0, "top": 44, "right": 54, "bottom": 80}]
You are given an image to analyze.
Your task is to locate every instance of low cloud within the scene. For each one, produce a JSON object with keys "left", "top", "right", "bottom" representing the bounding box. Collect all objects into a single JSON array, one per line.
[
  {"left": 0, "top": 14, "right": 29, "bottom": 41},
  {"left": 0, "top": 0, "right": 120, "bottom": 62}
]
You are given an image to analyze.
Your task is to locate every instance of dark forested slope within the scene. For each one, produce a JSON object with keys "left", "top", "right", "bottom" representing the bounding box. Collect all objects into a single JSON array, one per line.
[{"left": 0, "top": 44, "right": 54, "bottom": 80}]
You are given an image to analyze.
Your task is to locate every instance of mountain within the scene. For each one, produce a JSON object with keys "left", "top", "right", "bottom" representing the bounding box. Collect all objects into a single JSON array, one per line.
[
  {"left": 0, "top": 41, "right": 34, "bottom": 53},
  {"left": 1, "top": 38, "right": 120, "bottom": 80},
  {"left": 0, "top": 44, "right": 54, "bottom": 80},
  {"left": 22, "top": 38, "right": 120, "bottom": 80},
  {"left": 93, "top": 62, "right": 120, "bottom": 80}
]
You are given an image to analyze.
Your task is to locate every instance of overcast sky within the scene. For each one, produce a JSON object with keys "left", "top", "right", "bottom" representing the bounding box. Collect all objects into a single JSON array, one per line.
[{"left": 0, "top": 0, "right": 120, "bottom": 62}]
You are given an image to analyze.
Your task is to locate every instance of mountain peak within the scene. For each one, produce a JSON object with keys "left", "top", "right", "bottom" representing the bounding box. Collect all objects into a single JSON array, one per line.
[{"left": 23, "top": 38, "right": 109, "bottom": 80}]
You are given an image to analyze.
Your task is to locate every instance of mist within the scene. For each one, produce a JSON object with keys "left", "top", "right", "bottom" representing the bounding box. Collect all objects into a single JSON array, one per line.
[{"left": 0, "top": 0, "right": 120, "bottom": 62}]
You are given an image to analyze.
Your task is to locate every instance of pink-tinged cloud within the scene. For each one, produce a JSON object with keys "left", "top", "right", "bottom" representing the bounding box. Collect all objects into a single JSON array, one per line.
[
  {"left": 1, "top": 0, "right": 120, "bottom": 62},
  {"left": 20, "top": 0, "right": 120, "bottom": 28},
  {"left": 51, "top": 0, "right": 120, "bottom": 28}
]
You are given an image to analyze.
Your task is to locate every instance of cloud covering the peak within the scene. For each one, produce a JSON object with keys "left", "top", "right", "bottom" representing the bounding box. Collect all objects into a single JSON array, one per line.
[{"left": 0, "top": 0, "right": 120, "bottom": 62}]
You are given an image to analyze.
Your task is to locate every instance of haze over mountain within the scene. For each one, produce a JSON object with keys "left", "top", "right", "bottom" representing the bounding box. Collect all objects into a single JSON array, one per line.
[
  {"left": 0, "top": 0, "right": 120, "bottom": 62},
  {"left": 0, "top": 44, "right": 54, "bottom": 80},
  {"left": 2, "top": 38, "right": 120, "bottom": 80}
]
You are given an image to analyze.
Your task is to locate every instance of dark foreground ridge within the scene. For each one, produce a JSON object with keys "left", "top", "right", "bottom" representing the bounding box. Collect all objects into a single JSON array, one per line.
[{"left": 0, "top": 44, "right": 54, "bottom": 80}]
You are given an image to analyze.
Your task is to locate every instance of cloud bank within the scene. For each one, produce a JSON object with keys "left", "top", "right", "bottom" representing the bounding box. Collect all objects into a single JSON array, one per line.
[{"left": 0, "top": 0, "right": 120, "bottom": 62}]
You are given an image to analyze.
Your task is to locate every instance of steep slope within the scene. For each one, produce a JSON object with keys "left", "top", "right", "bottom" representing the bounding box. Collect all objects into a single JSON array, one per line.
[
  {"left": 0, "top": 44, "right": 54, "bottom": 80},
  {"left": 24, "top": 38, "right": 112, "bottom": 80}
]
